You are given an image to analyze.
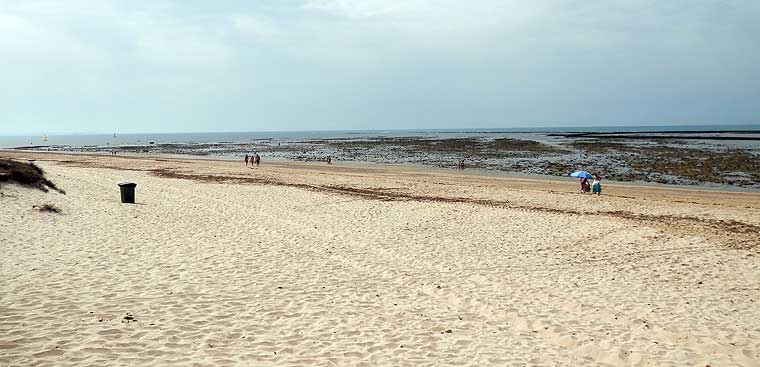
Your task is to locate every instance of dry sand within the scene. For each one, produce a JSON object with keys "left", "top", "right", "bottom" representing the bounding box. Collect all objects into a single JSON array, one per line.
[{"left": 1, "top": 151, "right": 759, "bottom": 366}]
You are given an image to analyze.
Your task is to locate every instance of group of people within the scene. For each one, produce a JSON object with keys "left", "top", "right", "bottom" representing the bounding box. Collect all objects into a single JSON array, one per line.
[
  {"left": 579, "top": 175, "right": 602, "bottom": 195},
  {"left": 456, "top": 158, "right": 465, "bottom": 170},
  {"left": 244, "top": 153, "right": 260, "bottom": 167}
]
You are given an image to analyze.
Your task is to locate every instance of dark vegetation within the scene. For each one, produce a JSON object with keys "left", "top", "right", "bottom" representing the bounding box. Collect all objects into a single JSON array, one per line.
[
  {"left": 0, "top": 158, "right": 65, "bottom": 194},
  {"left": 565, "top": 141, "right": 760, "bottom": 185},
  {"left": 567, "top": 140, "right": 627, "bottom": 154},
  {"left": 328, "top": 137, "right": 562, "bottom": 156},
  {"left": 491, "top": 138, "right": 559, "bottom": 152},
  {"left": 33, "top": 203, "right": 62, "bottom": 213}
]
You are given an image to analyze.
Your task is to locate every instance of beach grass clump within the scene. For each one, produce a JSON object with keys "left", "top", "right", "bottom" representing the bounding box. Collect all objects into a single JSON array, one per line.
[
  {"left": 0, "top": 158, "right": 66, "bottom": 194},
  {"left": 33, "top": 203, "right": 62, "bottom": 213}
]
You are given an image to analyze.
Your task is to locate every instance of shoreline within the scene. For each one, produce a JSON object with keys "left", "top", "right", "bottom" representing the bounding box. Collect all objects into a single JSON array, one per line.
[
  {"left": 7, "top": 130, "right": 759, "bottom": 190},
  {"left": 5, "top": 148, "right": 760, "bottom": 194}
]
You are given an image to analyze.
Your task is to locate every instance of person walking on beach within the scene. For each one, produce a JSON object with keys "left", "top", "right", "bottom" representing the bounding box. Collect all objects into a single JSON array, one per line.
[
  {"left": 327, "top": 155, "right": 332, "bottom": 164},
  {"left": 254, "top": 153, "right": 261, "bottom": 166},
  {"left": 592, "top": 174, "right": 602, "bottom": 195},
  {"left": 244, "top": 154, "right": 249, "bottom": 166}
]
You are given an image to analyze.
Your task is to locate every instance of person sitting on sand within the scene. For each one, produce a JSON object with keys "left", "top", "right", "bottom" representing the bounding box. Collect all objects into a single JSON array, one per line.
[
  {"left": 592, "top": 175, "right": 602, "bottom": 195},
  {"left": 580, "top": 177, "right": 590, "bottom": 193}
]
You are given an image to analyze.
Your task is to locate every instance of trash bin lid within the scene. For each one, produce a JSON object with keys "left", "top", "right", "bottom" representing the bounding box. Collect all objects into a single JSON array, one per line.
[{"left": 118, "top": 182, "right": 137, "bottom": 187}]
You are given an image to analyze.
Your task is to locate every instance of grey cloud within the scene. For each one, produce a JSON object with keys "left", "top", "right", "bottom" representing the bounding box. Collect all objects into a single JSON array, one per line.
[{"left": 0, "top": 1, "right": 758, "bottom": 134}]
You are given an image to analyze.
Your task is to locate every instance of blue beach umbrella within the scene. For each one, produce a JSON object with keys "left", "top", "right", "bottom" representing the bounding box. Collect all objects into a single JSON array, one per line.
[{"left": 570, "top": 171, "right": 593, "bottom": 179}]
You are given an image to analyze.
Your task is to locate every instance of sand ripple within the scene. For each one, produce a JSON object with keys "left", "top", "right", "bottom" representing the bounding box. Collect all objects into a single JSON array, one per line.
[{"left": 1, "top": 155, "right": 759, "bottom": 366}]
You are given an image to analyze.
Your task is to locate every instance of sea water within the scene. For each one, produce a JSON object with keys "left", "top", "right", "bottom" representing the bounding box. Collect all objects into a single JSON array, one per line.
[{"left": 1, "top": 124, "right": 759, "bottom": 149}]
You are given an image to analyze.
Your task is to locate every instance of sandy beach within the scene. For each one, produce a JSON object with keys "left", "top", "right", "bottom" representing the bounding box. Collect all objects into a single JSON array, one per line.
[{"left": 1, "top": 151, "right": 759, "bottom": 366}]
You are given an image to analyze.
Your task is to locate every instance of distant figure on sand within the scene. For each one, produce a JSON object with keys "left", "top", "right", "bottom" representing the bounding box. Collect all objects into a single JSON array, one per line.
[
  {"left": 327, "top": 155, "right": 332, "bottom": 164},
  {"left": 244, "top": 154, "right": 249, "bottom": 166},
  {"left": 592, "top": 175, "right": 602, "bottom": 195},
  {"left": 580, "top": 177, "right": 590, "bottom": 193},
  {"left": 255, "top": 154, "right": 260, "bottom": 166},
  {"left": 457, "top": 159, "right": 465, "bottom": 170}
]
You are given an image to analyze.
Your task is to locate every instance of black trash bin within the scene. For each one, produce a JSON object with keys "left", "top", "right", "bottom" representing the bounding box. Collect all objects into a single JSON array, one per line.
[{"left": 118, "top": 182, "right": 137, "bottom": 203}]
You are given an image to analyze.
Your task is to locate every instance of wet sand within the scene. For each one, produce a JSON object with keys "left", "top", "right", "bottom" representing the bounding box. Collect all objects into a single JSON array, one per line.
[{"left": 1, "top": 151, "right": 759, "bottom": 366}]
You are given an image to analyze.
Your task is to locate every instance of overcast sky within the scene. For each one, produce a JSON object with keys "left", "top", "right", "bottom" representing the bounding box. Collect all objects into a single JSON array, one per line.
[{"left": 1, "top": 0, "right": 759, "bottom": 134}]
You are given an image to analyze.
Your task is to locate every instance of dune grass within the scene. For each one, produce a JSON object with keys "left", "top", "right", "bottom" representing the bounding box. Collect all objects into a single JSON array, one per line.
[
  {"left": 0, "top": 158, "right": 65, "bottom": 194},
  {"left": 32, "top": 203, "right": 62, "bottom": 213}
]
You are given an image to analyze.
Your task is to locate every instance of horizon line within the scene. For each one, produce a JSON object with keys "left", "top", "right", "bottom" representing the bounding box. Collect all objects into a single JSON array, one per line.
[{"left": 3, "top": 123, "right": 760, "bottom": 137}]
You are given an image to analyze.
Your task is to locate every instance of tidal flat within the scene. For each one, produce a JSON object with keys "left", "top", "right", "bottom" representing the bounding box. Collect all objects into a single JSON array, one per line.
[{"left": 16, "top": 132, "right": 760, "bottom": 189}]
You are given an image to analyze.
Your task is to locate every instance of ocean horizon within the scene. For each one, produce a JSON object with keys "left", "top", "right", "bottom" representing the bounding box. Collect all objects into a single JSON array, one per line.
[{"left": 2, "top": 124, "right": 760, "bottom": 149}]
